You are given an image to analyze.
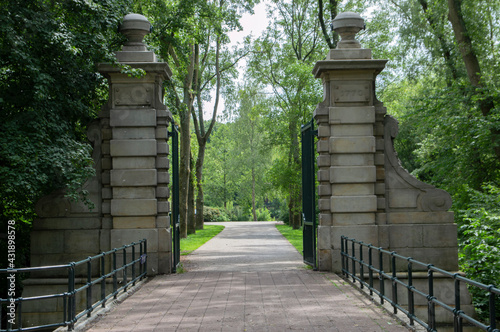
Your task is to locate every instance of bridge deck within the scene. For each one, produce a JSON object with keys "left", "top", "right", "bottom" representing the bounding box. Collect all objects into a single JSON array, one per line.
[{"left": 83, "top": 222, "right": 409, "bottom": 331}]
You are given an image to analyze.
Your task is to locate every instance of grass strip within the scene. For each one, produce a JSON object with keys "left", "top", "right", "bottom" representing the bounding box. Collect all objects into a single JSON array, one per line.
[
  {"left": 180, "top": 225, "right": 225, "bottom": 255},
  {"left": 275, "top": 223, "right": 303, "bottom": 256}
]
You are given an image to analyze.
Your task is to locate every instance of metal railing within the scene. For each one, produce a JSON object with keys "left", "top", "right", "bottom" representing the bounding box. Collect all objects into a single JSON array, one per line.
[
  {"left": 1, "top": 239, "right": 147, "bottom": 331},
  {"left": 341, "top": 236, "right": 500, "bottom": 332}
]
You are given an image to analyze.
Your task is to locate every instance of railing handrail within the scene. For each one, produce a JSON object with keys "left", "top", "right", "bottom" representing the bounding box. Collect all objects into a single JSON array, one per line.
[
  {"left": 341, "top": 235, "right": 499, "bottom": 332},
  {"left": 1, "top": 239, "right": 147, "bottom": 332}
]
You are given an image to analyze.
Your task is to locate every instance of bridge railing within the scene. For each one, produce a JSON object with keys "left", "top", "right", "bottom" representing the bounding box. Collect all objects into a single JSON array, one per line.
[
  {"left": 1, "top": 239, "right": 147, "bottom": 331},
  {"left": 341, "top": 236, "right": 499, "bottom": 332}
]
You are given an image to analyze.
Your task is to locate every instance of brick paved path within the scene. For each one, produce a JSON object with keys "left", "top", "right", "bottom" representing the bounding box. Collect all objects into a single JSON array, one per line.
[{"left": 83, "top": 222, "right": 409, "bottom": 331}]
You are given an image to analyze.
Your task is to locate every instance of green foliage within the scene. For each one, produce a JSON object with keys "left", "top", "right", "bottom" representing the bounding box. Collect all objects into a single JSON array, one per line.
[
  {"left": 203, "top": 206, "right": 229, "bottom": 222},
  {"left": 458, "top": 206, "right": 500, "bottom": 320},
  {"left": 180, "top": 225, "right": 225, "bottom": 255},
  {"left": 256, "top": 208, "right": 273, "bottom": 221}
]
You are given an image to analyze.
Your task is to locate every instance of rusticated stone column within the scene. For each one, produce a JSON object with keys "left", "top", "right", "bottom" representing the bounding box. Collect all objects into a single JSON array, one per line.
[
  {"left": 98, "top": 14, "right": 173, "bottom": 275},
  {"left": 312, "top": 12, "right": 472, "bottom": 324},
  {"left": 313, "top": 12, "right": 387, "bottom": 271}
]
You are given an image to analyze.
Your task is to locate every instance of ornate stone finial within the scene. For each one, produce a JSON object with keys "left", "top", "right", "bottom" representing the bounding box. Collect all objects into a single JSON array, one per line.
[
  {"left": 331, "top": 12, "right": 365, "bottom": 49},
  {"left": 120, "top": 13, "right": 151, "bottom": 50},
  {"left": 116, "top": 13, "right": 156, "bottom": 62}
]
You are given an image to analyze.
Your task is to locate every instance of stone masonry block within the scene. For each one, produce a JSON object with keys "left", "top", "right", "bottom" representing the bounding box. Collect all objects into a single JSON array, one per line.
[
  {"left": 330, "top": 195, "right": 377, "bottom": 213},
  {"left": 158, "top": 227, "right": 172, "bottom": 253},
  {"left": 156, "top": 156, "right": 169, "bottom": 169},
  {"left": 329, "top": 106, "right": 375, "bottom": 124},
  {"left": 110, "top": 169, "right": 157, "bottom": 186},
  {"left": 317, "top": 226, "right": 332, "bottom": 250},
  {"left": 331, "top": 213, "right": 375, "bottom": 226},
  {"left": 111, "top": 199, "right": 157, "bottom": 216},
  {"left": 110, "top": 109, "right": 156, "bottom": 127},
  {"left": 157, "top": 141, "right": 168, "bottom": 154},
  {"left": 64, "top": 230, "right": 100, "bottom": 254},
  {"left": 331, "top": 154, "right": 374, "bottom": 166},
  {"left": 31, "top": 231, "right": 64, "bottom": 254},
  {"left": 317, "top": 155, "right": 330, "bottom": 167},
  {"left": 156, "top": 127, "right": 168, "bottom": 139},
  {"left": 317, "top": 169, "right": 329, "bottom": 182},
  {"left": 157, "top": 201, "right": 170, "bottom": 213},
  {"left": 156, "top": 186, "right": 170, "bottom": 198},
  {"left": 157, "top": 171, "right": 169, "bottom": 184},
  {"left": 318, "top": 184, "right": 331, "bottom": 196},
  {"left": 317, "top": 139, "right": 329, "bottom": 153},
  {"left": 113, "top": 187, "right": 155, "bottom": 199},
  {"left": 388, "top": 224, "right": 423, "bottom": 248},
  {"left": 329, "top": 136, "right": 375, "bottom": 154},
  {"left": 330, "top": 166, "right": 376, "bottom": 183},
  {"left": 110, "top": 228, "right": 158, "bottom": 252},
  {"left": 331, "top": 183, "right": 374, "bottom": 196},
  {"left": 387, "top": 211, "right": 455, "bottom": 224},
  {"left": 113, "top": 157, "right": 155, "bottom": 169},
  {"left": 113, "top": 127, "right": 155, "bottom": 139},
  {"left": 423, "top": 224, "right": 458, "bottom": 248},
  {"left": 112, "top": 217, "right": 156, "bottom": 229},
  {"left": 318, "top": 199, "right": 330, "bottom": 211},
  {"left": 331, "top": 124, "right": 373, "bottom": 136},
  {"left": 317, "top": 124, "right": 330, "bottom": 138},
  {"left": 156, "top": 215, "right": 170, "bottom": 228},
  {"left": 110, "top": 139, "right": 156, "bottom": 157},
  {"left": 318, "top": 213, "right": 332, "bottom": 226}
]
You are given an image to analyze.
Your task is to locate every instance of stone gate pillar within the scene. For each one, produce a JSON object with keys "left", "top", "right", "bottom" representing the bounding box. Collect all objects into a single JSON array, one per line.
[
  {"left": 98, "top": 14, "right": 173, "bottom": 275},
  {"left": 313, "top": 12, "right": 459, "bottom": 274}
]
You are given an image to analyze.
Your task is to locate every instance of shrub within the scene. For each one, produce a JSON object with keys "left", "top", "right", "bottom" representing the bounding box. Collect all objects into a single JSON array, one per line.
[{"left": 203, "top": 206, "right": 229, "bottom": 222}]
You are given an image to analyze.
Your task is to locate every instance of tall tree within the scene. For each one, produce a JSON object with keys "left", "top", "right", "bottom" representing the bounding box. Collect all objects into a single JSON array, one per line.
[{"left": 248, "top": 0, "right": 324, "bottom": 228}]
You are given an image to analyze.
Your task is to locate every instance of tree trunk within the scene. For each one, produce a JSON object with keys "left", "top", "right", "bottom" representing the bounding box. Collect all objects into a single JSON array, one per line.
[
  {"left": 447, "top": 0, "right": 500, "bottom": 160},
  {"left": 318, "top": 0, "right": 338, "bottom": 49},
  {"left": 187, "top": 153, "right": 196, "bottom": 235},
  {"left": 195, "top": 141, "right": 206, "bottom": 230},
  {"left": 179, "top": 108, "right": 190, "bottom": 239},
  {"left": 251, "top": 167, "right": 257, "bottom": 221},
  {"left": 418, "top": 0, "right": 458, "bottom": 85}
]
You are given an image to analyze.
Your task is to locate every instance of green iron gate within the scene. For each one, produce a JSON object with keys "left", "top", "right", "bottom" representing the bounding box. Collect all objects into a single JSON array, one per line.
[
  {"left": 301, "top": 119, "right": 317, "bottom": 270},
  {"left": 169, "top": 120, "right": 180, "bottom": 273}
]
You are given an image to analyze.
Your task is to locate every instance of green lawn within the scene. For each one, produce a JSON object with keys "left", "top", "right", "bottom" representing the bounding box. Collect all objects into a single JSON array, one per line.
[
  {"left": 275, "top": 224, "right": 303, "bottom": 255},
  {"left": 180, "top": 225, "right": 225, "bottom": 255}
]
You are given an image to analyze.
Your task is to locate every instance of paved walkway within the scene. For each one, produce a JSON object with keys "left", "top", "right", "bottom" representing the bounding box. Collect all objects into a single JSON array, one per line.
[{"left": 84, "top": 222, "right": 409, "bottom": 332}]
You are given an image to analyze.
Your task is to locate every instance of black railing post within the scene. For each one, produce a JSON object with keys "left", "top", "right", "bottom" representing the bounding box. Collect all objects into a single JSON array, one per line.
[
  {"left": 123, "top": 247, "right": 128, "bottom": 292},
  {"left": 379, "top": 248, "right": 384, "bottom": 305},
  {"left": 428, "top": 265, "right": 436, "bottom": 331},
  {"left": 113, "top": 249, "right": 118, "bottom": 299},
  {"left": 144, "top": 239, "right": 148, "bottom": 275},
  {"left": 489, "top": 286, "right": 497, "bottom": 331},
  {"left": 408, "top": 260, "right": 415, "bottom": 327},
  {"left": 101, "top": 253, "right": 106, "bottom": 307},
  {"left": 368, "top": 245, "right": 373, "bottom": 296},
  {"left": 87, "top": 257, "right": 92, "bottom": 317},
  {"left": 341, "top": 236, "right": 345, "bottom": 276},
  {"left": 139, "top": 241, "right": 144, "bottom": 278},
  {"left": 359, "top": 242, "right": 364, "bottom": 289},
  {"left": 454, "top": 275, "right": 462, "bottom": 332},
  {"left": 391, "top": 252, "right": 398, "bottom": 315},
  {"left": 68, "top": 263, "right": 76, "bottom": 331},
  {"left": 132, "top": 243, "right": 136, "bottom": 286},
  {"left": 351, "top": 241, "right": 356, "bottom": 284}
]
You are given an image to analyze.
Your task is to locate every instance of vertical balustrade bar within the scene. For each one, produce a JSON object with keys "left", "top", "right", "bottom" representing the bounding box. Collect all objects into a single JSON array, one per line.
[
  {"left": 144, "top": 240, "right": 148, "bottom": 276},
  {"left": 345, "top": 238, "right": 349, "bottom": 278},
  {"left": 113, "top": 250, "right": 117, "bottom": 299},
  {"left": 359, "top": 243, "right": 364, "bottom": 289},
  {"left": 352, "top": 241, "right": 356, "bottom": 283},
  {"left": 408, "top": 260, "right": 414, "bottom": 327},
  {"left": 391, "top": 253, "right": 397, "bottom": 315},
  {"left": 341, "top": 237, "right": 345, "bottom": 276},
  {"left": 139, "top": 242, "right": 144, "bottom": 278},
  {"left": 87, "top": 257, "right": 92, "bottom": 317},
  {"left": 123, "top": 248, "right": 128, "bottom": 292},
  {"left": 379, "top": 248, "right": 384, "bottom": 305},
  {"left": 68, "top": 263, "right": 76, "bottom": 330},
  {"left": 428, "top": 266, "right": 436, "bottom": 331},
  {"left": 132, "top": 244, "right": 136, "bottom": 286},
  {"left": 454, "top": 276, "right": 462, "bottom": 332},
  {"left": 101, "top": 253, "right": 106, "bottom": 307},
  {"left": 489, "top": 287, "right": 497, "bottom": 330},
  {"left": 368, "top": 246, "right": 373, "bottom": 296}
]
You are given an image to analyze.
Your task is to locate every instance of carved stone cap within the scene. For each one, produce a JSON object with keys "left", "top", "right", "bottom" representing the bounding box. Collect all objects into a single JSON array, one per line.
[
  {"left": 332, "top": 12, "right": 365, "bottom": 49},
  {"left": 117, "top": 13, "right": 156, "bottom": 63}
]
